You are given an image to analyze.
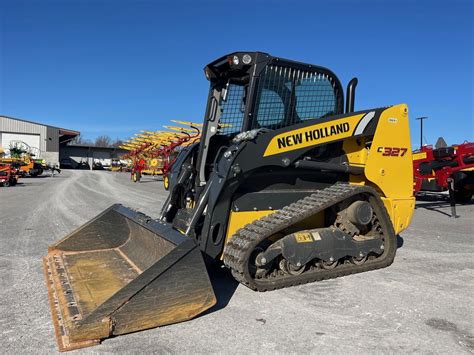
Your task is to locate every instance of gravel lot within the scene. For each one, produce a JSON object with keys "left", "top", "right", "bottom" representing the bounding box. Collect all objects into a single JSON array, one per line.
[{"left": 1, "top": 170, "right": 473, "bottom": 354}]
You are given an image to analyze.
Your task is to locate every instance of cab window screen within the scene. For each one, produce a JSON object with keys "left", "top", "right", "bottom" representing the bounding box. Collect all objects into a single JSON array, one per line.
[
  {"left": 295, "top": 76, "right": 336, "bottom": 120},
  {"left": 218, "top": 84, "right": 245, "bottom": 135},
  {"left": 251, "top": 65, "right": 338, "bottom": 130},
  {"left": 256, "top": 89, "right": 285, "bottom": 126}
]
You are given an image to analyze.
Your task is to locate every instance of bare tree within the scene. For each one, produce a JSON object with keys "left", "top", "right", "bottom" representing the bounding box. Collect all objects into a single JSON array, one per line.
[
  {"left": 70, "top": 135, "right": 121, "bottom": 147},
  {"left": 70, "top": 135, "right": 93, "bottom": 146},
  {"left": 95, "top": 135, "right": 112, "bottom": 147},
  {"left": 112, "top": 138, "right": 124, "bottom": 147}
]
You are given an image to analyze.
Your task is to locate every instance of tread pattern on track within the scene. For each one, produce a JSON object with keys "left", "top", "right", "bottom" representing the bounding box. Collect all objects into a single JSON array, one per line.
[{"left": 223, "top": 183, "right": 396, "bottom": 291}]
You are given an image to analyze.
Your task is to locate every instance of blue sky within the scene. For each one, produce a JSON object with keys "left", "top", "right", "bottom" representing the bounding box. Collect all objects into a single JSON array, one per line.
[{"left": 1, "top": 0, "right": 472, "bottom": 146}]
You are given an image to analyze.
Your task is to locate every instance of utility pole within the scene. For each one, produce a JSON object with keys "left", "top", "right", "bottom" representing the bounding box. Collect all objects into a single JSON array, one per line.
[{"left": 416, "top": 116, "right": 428, "bottom": 149}]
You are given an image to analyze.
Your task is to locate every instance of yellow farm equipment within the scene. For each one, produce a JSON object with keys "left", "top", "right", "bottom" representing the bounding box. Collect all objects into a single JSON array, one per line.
[{"left": 120, "top": 121, "right": 201, "bottom": 186}]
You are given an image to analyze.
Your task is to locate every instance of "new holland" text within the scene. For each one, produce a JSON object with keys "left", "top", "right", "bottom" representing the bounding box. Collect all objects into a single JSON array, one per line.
[{"left": 277, "top": 122, "right": 350, "bottom": 149}]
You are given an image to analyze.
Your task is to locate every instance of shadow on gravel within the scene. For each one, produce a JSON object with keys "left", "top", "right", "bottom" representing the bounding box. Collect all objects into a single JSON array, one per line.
[
  {"left": 7, "top": 183, "right": 26, "bottom": 187},
  {"left": 415, "top": 193, "right": 473, "bottom": 217},
  {"left": 425, "top": 318, "right": 474, "bottom": 352},
  {"left": 197, "top": 263, "right": 239, "bottom": 319},
  {"left": 25, "top": 175, "right": 66, "bottom": 180},
  {"left": 416, "top": 193, "right": 473, "bottom": 205},
  {"left": 26, "top": 175, "right": 52, "bottom": 179},
  {"left": 416, "top": 203, "right": 453, "bottom": 217}
]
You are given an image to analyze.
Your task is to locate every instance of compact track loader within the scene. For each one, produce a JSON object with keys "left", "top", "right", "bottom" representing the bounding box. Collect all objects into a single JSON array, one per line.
[{"left": 44, "top": 52, "right": 415, "bottom": 351}]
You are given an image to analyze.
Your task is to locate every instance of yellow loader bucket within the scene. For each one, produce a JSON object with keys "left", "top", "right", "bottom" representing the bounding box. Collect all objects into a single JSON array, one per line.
[{"left": 43, "top": 204, "right": 216, "bottom": 351}]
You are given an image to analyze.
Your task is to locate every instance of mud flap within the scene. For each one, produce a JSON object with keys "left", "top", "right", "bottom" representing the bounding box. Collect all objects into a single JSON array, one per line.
[{"left": 43, "top": 204, "right": 216, "bottom": 351}]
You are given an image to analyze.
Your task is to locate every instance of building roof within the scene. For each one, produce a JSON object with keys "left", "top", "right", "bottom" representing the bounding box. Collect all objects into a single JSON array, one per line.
[{"left": 0, "top": 114, "right": 80, "bottom": 135}]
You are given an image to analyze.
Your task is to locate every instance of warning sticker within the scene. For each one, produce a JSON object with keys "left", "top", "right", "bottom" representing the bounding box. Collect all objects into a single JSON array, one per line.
[{"left": 294, "top": 232, "right": 314, "bottom": 243}]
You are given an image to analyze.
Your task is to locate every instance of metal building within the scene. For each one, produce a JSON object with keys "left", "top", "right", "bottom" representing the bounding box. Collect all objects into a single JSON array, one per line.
[
  {"left": 0, "top": 115, "right": 79, "bottom": 165},
  {"left": 60, "top": 144, "right": 128, "bottom": 169}
]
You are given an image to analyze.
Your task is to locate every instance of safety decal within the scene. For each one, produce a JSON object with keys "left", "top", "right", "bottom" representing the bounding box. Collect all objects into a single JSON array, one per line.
[
  {"left": 294, "top": 232, "right": 314, "bottom": 243},
  {"left": 412, "top": 152, "right": 427, "bottom": 160}
]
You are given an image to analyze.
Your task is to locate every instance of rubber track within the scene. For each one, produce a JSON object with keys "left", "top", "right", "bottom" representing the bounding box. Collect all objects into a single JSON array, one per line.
[{"left": 223, "top": 183, "right": 396, "bottom": 291}]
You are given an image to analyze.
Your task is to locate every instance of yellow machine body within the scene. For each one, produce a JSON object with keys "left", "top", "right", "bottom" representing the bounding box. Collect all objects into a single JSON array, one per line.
[{"left": 223, "top": 104, "right": 414, "bottom": 244}]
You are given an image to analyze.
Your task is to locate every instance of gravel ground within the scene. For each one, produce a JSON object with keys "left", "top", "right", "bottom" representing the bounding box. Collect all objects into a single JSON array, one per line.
[{"left": 1, "top": 170, "right": 473, "bottom": 354}]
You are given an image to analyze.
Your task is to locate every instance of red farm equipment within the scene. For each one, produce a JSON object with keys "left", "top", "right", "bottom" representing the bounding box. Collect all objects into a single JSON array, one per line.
[
  {"left": 120, "top": 121, "right": 201, "bottom": 187},
  {"left": 413, "top": 141, "right": 474, "bottom": 216},
  {"left": 0, "top": 163, "right": 20, "bottom": 187}
]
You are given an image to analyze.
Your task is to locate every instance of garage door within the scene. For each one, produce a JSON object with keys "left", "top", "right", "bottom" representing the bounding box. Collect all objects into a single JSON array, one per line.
[{"left": 1, "top": 133, "right": 41, "bottom": 154}]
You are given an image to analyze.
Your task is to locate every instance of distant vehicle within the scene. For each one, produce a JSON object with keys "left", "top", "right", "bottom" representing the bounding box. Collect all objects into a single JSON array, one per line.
[
  {"left": 60, "top": 158, "right": 76, "bottom": 169},
  {"left": 0, "top": 163, "right": 19, "bottom": 187},
  {"left": 76, "top": 160, "right": 90, "bottom": 170}
]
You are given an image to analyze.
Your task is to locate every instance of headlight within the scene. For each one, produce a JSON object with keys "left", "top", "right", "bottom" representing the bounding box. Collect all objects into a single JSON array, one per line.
[
  {"left": 232, "top": 55, "right": 240, "bottom": 65},
  {"left": 242, "top": 54, "right": 252, "bottom": 64},
  {"left": 204, "top": 67, "right": 211, "bottom": 80}
]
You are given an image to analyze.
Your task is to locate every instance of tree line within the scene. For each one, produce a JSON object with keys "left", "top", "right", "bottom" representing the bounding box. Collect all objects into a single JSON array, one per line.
[{"left": 71, "top": 135, "right": 124, "bottom": 148}]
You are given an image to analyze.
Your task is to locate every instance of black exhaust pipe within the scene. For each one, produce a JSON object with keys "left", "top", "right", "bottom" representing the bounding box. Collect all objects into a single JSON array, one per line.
[{"left": 345, "top": 77, "right": 358, "bottom": 113}]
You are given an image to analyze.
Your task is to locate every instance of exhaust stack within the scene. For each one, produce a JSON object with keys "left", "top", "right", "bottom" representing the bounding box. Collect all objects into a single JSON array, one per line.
[{"left": 345, "top": 77, "right": 358, "bottom": 113}]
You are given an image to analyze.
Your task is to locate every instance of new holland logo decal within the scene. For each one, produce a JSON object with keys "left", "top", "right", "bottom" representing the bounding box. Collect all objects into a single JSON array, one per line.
[
  {"left": 276, "top": 122, "right": 350, "bottom": 149},
  {"left": 263, "top": 112, "right": 374, "bottom": 157}
]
